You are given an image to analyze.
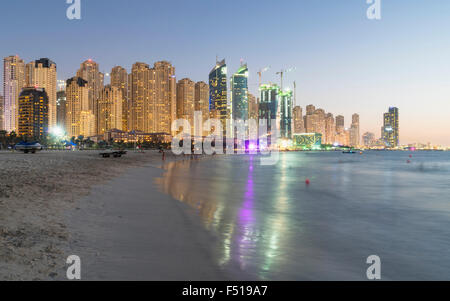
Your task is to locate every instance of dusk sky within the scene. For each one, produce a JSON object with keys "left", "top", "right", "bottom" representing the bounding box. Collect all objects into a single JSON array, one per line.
[{"left": 1, "top": 0, "right": 449, "bottom": 145}]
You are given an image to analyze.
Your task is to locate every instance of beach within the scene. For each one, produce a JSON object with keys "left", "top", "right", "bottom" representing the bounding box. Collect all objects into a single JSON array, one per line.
[
  {"left": 2, "top": 150, "right": 450, "bottom": 280},
  {"left": 0, "top": 150, "right": 171, "bottom": 280}
]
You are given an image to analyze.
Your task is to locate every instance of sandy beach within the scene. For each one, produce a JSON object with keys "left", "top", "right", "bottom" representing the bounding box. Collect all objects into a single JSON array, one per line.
[{"left": 0, "top": 150, "right": 176, "bottom": 280}]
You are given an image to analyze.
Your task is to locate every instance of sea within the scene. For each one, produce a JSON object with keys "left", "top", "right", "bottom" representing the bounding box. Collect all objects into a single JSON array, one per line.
[{"left": 156, "top": 151, "right": 450, "bottom": 280}]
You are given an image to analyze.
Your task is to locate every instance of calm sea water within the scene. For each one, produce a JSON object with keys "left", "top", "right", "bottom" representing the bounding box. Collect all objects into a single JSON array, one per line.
[{"left": 156, "top": 151, "right": 450, "bottom": 280}]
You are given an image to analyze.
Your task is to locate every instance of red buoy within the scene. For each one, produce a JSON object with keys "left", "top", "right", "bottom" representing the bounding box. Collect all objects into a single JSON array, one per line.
[{"left": 305, "top": 179, "right": 311, "bottom": 185}]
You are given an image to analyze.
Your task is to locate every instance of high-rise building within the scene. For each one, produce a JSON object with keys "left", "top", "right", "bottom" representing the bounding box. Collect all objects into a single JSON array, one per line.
[
  {"left": 97, "top": 85, "right": 123, "bottom": 135},
  {"left": 324, "top": 113, "right": 335, "bottom": 144},
  {"left": 65, "top": 77, "right": 94, "bottom": 138},
  {"left": 194, "top": 81, "right": 209, "bottom": 123},
  {"left": 362, "top": 132, "right": 375, "bottom": 147},
  {"left": 350, "top": 113, "right": 360, "bottom": 147},
  {"left": 76, "top": 59, "right": 104, "bottom": 132},
  {"left": 0, "top": 94, "right": 3, "bottom": 131},
  {"left": 279, "top": 89, "right": 293, "bottom": 138},
  {"left": 382, "top": 107, "right": 399, "bottom": 147},
  {"left": 57, "top": 79, "right": 66, "bottom": 91},
  {"left": 176, "top": 78, "right": 195, "bottom": 127},
  {"left": 248, "top": 93, "right": 258, "bottom": 121},
  {"left": 18, "top": 87, "right": 49, "bottom": 140},
  {"left": 335, "top": 115, "right": 345, "bottom": 134},
  {"left": 313, "top": 109, "right": 326, "bottom": 138},
  {"left": 231, "top": 64, "right": 248, "bottom": 121},
  {"left": 26, "top": 58, "right": 57, "bottom": 129},
  {"left": 56, "top": 90, "right": 66, "bottom": 130},
  {"left": 110, "top": 66, "right": 129, "bottom": 131},
  {"left": 209, "top": 59, "right": 228, "bottom": 131},
  {"left": 259, "top": 84, "right": 279, "bottom": 143},
  {"left": 153, "top": 61, "right": 176, "bottom": 134},
  {"left": 3, "top": 55, "right": 26, "bottom": 133},
  {"left": 304, "top": 114, "right": 317, "bottom": 133},
  {"left": 129, "top": 62, "right": 152, "bottom": 132},
  {"left": 306, "top": 104, "right": 316, "bottom": 115},
  {"left": 293, "top": 106, "right": 304, "bottom": 134}
]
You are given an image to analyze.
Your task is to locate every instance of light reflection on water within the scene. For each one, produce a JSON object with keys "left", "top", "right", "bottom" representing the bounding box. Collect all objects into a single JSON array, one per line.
[{"left": 155, "top": 151, "right": 450, "bottom": 280}]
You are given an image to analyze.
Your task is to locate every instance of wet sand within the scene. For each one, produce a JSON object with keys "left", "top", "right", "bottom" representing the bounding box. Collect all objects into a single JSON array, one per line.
[{"left": 62, "top": 163, "right": 228, "bottom": 280}]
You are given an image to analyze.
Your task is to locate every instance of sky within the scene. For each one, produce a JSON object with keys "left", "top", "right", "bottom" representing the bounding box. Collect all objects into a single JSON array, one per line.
[{"left": 1, "top": 0, "right": 449, "bottom": 145}]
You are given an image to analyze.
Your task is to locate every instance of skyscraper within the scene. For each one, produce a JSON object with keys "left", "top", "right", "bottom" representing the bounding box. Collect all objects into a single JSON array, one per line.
[
  {"left": 248, "top": 93, "right": 258, "bottom": 122},
  {"left": 153, "top": 61, "right": 177, "bottom": 134},
  {"left": 0, "top": 94, "right": 3, "bottom": 131},
  {"left": 362, "top": 132, "right": 375, "bottom": 147},
  {"left": 3, "top": 55, "right": 26, "bottom": 133},
  {"left": 110, "top": 66, "right": 129, "bottom": 131},
  {"left": 56, "top": 90, "right": 66, "bottom": 130},
  {"left": 293, "top": 106, "right": 304, "bottom": 134},
  {"left": 231, "top": 64, "right": 248, "bottom": 121},
  {"left": 259, "top": 84, "right": 279, "bottom": 143},
  {"left": 279, "top": 89, "right": 293, "bottom": 138},
  {"left": 194, "top": 81, "right": 209, "bottom": 123},
  {"left": 335, "top": 115, "right": 345, "bottom": 133},
  {"left": 65, "top": 77, "right": 93, "bottom": 138},
  {"left": 306, "top": 104, "right": 316, "bottom": 115},
  {"left": 129, "top": 62, "right": 151, "bottom": 132},
  {"left": 325, "top": 113, "right": 335, "bottom": 144},
  {"left": 209, "top": 59, "right": 228, "bottom": 131},
  {"left": 76, "top": 59, "right": 104, "bottom": 132},
  {"left": 26, "top": 58, "right": 57, "bottom": 129},
  {"left": 313, "top": 108, "right": 326, "bottom": 138},
  {"left": 350, "top": 113, "right": 360, "bottom": 147},
  {"left": 97, "top": 85, "right": 123, "bottom": 135},
  {"left": 382, "top": 107, "right": 399, "bottom": 147},
  {"left": 18, "top": 87, "right": 49, "bottom": 140},
  {"left": 176, "top": 78, "right": 195, "bottom": 127}
]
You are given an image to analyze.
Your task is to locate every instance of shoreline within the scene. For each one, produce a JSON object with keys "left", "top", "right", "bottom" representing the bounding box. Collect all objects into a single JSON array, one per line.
[{"left": 62, "top": 161, "right": 231, "bottom": 281}]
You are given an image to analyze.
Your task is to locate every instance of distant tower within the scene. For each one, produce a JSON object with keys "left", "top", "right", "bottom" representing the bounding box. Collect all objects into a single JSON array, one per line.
[
  {"left": 65, "top": 77, "right": 93, "bottom": 138},
  {"left": 231, "top": 64, "right": 249, "bottom": 121},
  {"left": 26, "top": 58, "right": 57, "bottom": 129},
  {"left": 293, "top": 106, "right": 304, "bottom": 134},
  {"left": 18, "top": 87, "right": 49, "bottom": 140},
  {"left": 110, "top": 66, "right": 128, "bottom": 131},
  {"left": 176, "top": 78, "right": 196, "bottom": 127},
  {"left": 194, "top": 81, "right": 210, "bottom": 124},
  {"left": 382, "top": 107, "right": 399, "bottom": 147},
  {"left": 279, "top": 89, "right": 293, "bottom": 138},
  {"left": 76, "top": 59, "right": 104, "bottom": 133},
  {"left": 56, "top": 90, "right": 66, "bottom": 130},
  {"left": 97, "top": 85, "right": 123, "bottom": 135},
  {"left": 153, "top": 61, "right": 176, "bottom": 134},
  {"left": 209, "top": 59, "right": 228, "bottom": 132},
  {"left": 350, "top": 113, "right": 360, "bottom": 147},
  {"left": 259, "top": 83, "right": 280, "bottom": 144},
  {"left": 3, "top": 55, "right": 26, "bottom": 133}
]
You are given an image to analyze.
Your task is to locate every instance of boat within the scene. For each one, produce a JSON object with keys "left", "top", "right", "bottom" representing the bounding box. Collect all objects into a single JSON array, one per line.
[{"left": 342, "top": 150, "right": 357, "bottom": 154}]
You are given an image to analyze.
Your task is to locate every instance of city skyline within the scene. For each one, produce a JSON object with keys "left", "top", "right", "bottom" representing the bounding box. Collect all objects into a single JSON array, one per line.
[{"left": 1, "top": 0, "right": 449, "bottom": 145}]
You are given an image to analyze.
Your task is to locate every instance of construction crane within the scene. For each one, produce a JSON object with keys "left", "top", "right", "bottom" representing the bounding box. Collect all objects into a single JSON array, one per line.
[
  {"left": 276, "top": 67, "right": 296, "bottom": 91},
  {"left": 257, "top": 67, "right": 270, "bottom": 88}
]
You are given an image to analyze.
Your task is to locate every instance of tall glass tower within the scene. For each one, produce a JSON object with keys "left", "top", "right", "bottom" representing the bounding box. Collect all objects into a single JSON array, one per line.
[
  {"left": 259, "top": 84, "right": 280, "bottom": 145},
  {"left": 231, "top": 64, "right": 248, "bottom": 121},
  {"left": 209, "top": 59, "right": 228, "bottom": 131},
  {"left": 279, "top": 89, "right": 293, "bottom": 139},
  {"left": 382, "top": 107, "right": 399, "bottom": 147}
]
